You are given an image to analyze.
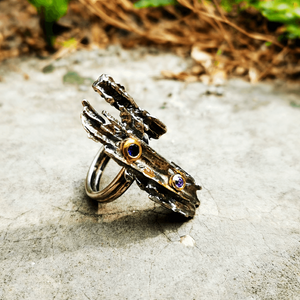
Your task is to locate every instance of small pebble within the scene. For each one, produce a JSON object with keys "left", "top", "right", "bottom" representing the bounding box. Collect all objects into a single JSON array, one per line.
[{"left": 180, "top": 235, "right": 195, "bottom": 247}]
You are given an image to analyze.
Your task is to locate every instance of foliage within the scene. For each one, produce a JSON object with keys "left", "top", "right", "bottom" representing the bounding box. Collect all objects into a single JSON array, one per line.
[
  {"left": 134, "top": 0, "right": 300, "bottom": 39},
  {"left": 28, "top": 0, "right": 69, "bottom": 22},
  {"left": 134, "top": 0, "right": 176, "bottom": 8},
  {"left": 28, "top": 0, "right": 69, "bottom": 46},
  {"left": 221, "top": 0, "right": 300, "bottom": 38},
  {"left": 254, "top": 0, "right": 300, "bottom": 39}
]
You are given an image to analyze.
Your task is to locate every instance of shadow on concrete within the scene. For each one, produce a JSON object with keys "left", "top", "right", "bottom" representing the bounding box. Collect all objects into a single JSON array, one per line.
[{"left": 0, "top": 193, "right": 190, "bottom": 264}]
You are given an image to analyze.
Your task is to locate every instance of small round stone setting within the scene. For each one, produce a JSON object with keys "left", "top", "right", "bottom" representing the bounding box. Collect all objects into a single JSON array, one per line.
[
  {"left": 128, "top": 144, "right": 140, "bottom": 157},
  {"left": 172, "top": 174, "right": 185, "bottom": 190},
  {"left": 122, "top": 138, "right": 142, "bottom": 162}
]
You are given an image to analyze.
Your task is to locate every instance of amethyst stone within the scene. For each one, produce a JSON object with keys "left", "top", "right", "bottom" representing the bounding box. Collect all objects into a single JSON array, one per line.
[
  {"left": 128, "top": 144, "right": 140, "bottom": 157},
  {"left": 173, "top": 174, "right": 184, "bottom": 189}
]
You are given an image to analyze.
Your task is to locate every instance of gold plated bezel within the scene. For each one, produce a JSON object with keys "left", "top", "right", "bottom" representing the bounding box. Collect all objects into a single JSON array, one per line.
[
  {"left": 122, "top": 138, "right": 142, "bottom": 162},
  {"left": 169, "top": 173, "right": 186, "bottom": 191}
]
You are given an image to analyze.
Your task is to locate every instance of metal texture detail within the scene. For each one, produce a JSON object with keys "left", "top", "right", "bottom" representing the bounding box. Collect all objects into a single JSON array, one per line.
[
  {"left": 92, "top": 74, "right": 167, "bottom": 141},
  {"left": 81, "top": 74, "right": 201, "bottom": 218}
]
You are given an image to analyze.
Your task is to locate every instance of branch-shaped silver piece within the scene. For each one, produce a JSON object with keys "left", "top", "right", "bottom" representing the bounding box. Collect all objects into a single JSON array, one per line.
[{"left": 81, "top": 74, "right": 201, "bottom": 217}]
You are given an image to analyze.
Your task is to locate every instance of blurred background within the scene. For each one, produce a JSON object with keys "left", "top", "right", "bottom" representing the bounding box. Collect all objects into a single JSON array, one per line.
[
  {"left": 1, "top": 0, "right": 300, "bottom": 83},
  {"left": 1, "top": 2, "right": 300, "bottom": 298}
]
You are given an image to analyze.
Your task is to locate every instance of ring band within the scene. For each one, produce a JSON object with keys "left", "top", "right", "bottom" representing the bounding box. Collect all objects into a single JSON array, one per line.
[
  {"left": 85, "top": 147, "right": 133, "bottom": 202},
  {"left": 81, "top": 74, "right": 201, "bottom": 217}
]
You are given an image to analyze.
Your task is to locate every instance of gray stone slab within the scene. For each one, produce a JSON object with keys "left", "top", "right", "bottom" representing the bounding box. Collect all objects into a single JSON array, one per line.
[{"left": 0, "top": 47, "right": 300, "bottom": 299}]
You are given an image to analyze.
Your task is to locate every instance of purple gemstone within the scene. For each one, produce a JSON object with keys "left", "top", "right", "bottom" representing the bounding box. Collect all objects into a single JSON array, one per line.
[{"left": 173, "top": 174, "right": 184, "bottom": 189}]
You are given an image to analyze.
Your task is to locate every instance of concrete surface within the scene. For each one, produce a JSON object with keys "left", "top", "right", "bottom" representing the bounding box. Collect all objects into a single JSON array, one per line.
[{"left": 0, "top": 46, "right": 300, "bottom": 300}]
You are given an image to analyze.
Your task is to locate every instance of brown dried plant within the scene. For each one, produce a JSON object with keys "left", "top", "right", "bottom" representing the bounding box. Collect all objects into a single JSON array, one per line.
[
  {"left": 78, "top": 0, "right": 300, "bottom": 82},
  {"left": 1, "top": 0, "right": 300, "bottom": 82}
]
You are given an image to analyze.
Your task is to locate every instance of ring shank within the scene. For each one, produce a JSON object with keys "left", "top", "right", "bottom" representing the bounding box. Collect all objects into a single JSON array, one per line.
[{"left": 85, "top": 147, "right": 133, "bottom": 202}]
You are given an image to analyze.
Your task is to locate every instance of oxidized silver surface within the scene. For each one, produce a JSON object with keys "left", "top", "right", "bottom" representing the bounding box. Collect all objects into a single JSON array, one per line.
[{"left": 81, "top": 74, "right": 201, "bottom": 217}]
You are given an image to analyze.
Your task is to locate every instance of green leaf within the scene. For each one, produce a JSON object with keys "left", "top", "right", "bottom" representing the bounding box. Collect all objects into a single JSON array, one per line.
[
  {"left": 62, "top": 37, "right": 77, "bottom": 48},
  {"left": 42, "top": 64, "right": 55, "bottom": 73},
  {"left": 28, "top": 0, "right": 69, "bottom": 46},
  {"left": 219, "top": 0, "right": 245, "bottom": 12},
  {"left": 286, "top": 24, "right": 300, "bottom": 38},
  {"left": 255, "top": 0, "right": 300, "bottom": 23},
  {"left": 134, "top": 0, "right": 176, "bottom": 9},
  {"left": 290, "top": 101, "right": 300, "bottom": 108},
  {"left": 28, "top": 0, "right": 69, "bottom": 22},
  {"left": 244, "top": 0, "right": 300, "bottom": 40},
  {"left": 63, "top": 71, "right": 93, "bottom": 85}
]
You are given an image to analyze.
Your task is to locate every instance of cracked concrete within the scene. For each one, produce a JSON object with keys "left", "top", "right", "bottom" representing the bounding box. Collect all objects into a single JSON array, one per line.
[{"left": 0, "top": 46, "right": 300, "bottom": 299}]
